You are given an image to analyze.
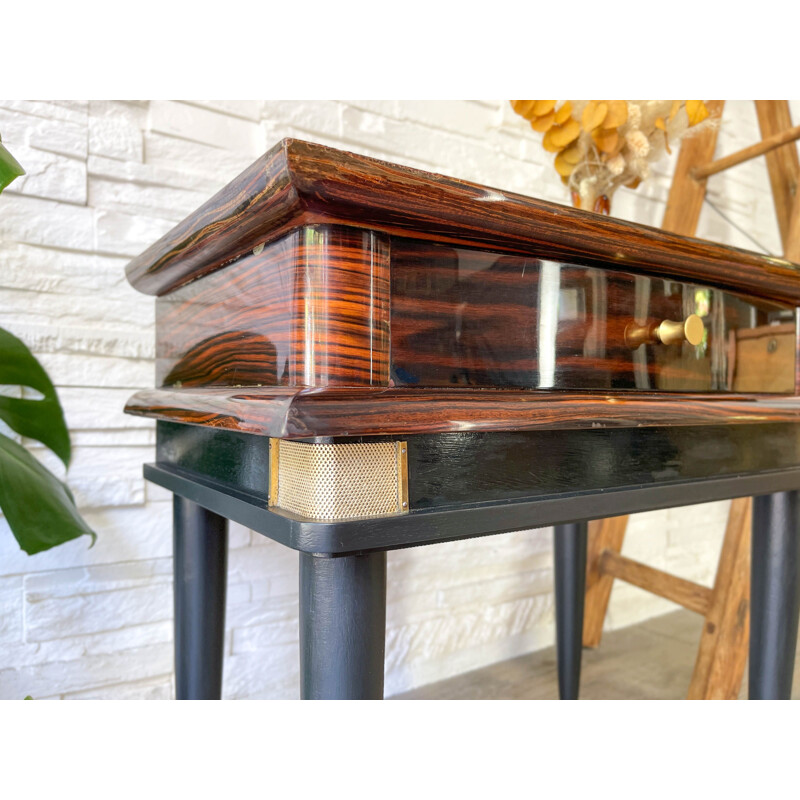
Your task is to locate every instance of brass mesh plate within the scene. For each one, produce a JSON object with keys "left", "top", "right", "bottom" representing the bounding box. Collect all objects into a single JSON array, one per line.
[{"left": 269, "top": 439, "right": 409, "bottom": 521}]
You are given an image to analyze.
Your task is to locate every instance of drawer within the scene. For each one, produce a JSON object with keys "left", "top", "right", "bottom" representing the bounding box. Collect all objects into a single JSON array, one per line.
[
  {"left": 729, "top": 324, "right": 796, "bottom": 393},
  {"left": 390, "top": 238, "right": 797, "bottom": 394}
]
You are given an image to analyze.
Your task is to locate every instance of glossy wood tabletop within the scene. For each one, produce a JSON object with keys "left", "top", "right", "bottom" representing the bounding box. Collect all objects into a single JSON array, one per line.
[
  {"left": 124, "top": 139, "right": 800, "bottom": 438},
  {"left": 126, "top": 139, "right": 800, "bottom": 306},
  {"left": 124, "top": 386, "right": 800, "bottom": 439}
]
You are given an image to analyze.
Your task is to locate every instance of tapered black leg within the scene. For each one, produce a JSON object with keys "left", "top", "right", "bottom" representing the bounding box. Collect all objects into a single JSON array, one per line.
[
  {"left": 173, "top": 495, "right": 229, "bottom": 700},
  {"left": 750, "top": 491, "right": 800, "bottom": 699},
  {"left": 300, "top": 551, "right": 386, "bottom": 699},
  {"left": 554, "top": 522, "right": 588, "bottom": 700}
]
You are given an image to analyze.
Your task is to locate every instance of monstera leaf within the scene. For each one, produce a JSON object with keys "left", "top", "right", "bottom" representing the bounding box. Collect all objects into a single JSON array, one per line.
[
  {"left": 0, "top": 327, "right": 71, "bottom": 466},
  {"left": 0, "top": 434, "right": 95, "bottom": 555},
  {"left": 0, "top": 327, "right": 95, "bottom": 554},
  {"left": 0, "top": 136, "right": 25, "bottom": 193},
  {"left": 0, "top": 137, "right": 95, "bottom": 554}
]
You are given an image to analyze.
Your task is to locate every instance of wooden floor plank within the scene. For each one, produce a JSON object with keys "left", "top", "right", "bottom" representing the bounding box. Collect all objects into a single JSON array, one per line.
[{"left": 393, "top": 608, "right": 800, "bottom": 700}]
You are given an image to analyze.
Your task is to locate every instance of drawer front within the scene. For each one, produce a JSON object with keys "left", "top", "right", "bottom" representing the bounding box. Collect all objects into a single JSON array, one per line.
[
  {"left": 730, "top": 325, "right": 796, "bottom": 393},
  {"left": 390, "top": 238, "right": 797, "bottom": 394}
]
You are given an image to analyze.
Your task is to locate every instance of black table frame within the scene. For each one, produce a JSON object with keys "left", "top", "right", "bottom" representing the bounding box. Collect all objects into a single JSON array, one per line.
[{"left": 146, "top": 422, "right": 800, "bottom": 701}]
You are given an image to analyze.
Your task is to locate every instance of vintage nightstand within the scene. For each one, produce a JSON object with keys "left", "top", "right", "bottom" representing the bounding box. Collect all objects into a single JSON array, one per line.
[{"left": 125, "top": 139, "right": 800, "bottom": 699}]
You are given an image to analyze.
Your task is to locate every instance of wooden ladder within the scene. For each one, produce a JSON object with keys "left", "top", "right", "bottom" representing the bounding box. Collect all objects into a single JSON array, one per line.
[{"left": 583, "top": 100, "right": 800, "bottom": 699}]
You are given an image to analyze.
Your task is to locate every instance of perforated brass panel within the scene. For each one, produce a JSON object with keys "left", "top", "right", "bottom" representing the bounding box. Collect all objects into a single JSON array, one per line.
[{"left": 269, "top": 439, "right": 409, "bottom": 521}]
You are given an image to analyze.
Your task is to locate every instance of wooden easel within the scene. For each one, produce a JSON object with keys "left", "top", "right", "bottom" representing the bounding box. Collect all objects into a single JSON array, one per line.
[{"left": 583, "top": 101, "right": 800, "bottom": 699}]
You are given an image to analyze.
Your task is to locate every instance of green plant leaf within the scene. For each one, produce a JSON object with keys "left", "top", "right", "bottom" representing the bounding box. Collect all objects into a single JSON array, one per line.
[
  {"left": 0, "top": 138, "right": 25, "bottom": 193},
  {"left": 0, "top": 326, "right": 70, "bottom": 466},
  {"left": 0, "top": 433, "right": 95, "bottom": 555}
]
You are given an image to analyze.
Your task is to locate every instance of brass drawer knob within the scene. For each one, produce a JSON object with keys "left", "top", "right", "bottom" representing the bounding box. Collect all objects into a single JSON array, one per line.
[{"left": 625, "top": 314, "right": 705, "bottom": 349}]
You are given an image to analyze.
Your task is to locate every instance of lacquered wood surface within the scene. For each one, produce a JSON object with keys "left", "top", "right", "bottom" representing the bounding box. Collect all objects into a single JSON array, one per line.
[
  {"left": 125, "top": 386, "right": 800, "bottom": 440},
  {"left": 390, "top": 238, "right": 795, "bottom": 393},
  {"left": 156, "top": 225, "right": 390, "bottom": 389},
  {"left": 150, "top": 221, "right": 796, "bottom": 396},
  {"left": 126, "top": 139, "right": 800, "bottom": 306},
  {"left": 127, "top": 145, "right": 300, "bottom": 296}
]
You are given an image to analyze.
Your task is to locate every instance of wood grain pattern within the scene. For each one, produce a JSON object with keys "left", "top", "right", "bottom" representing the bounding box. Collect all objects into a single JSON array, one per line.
[
  {"left": 755, "top": 101, "right": 799, "bottom": 248},
  {"left": 598, "top": 550, "right": 712, "bottom": 616},
  {"left": 125, "top": 385, "right": 800, "bottom": 440},
  {"left": 390, "top": 237, "right": 793, "bottom": 393},
  {"left": 691, "top": 122, "right": 800, "bottom": 180},
  {"left": 155, "top": 225, "right": 390, "bottom": 389},
  {"left": 687, "top": 496, "right": 751, "bottom": 700},
  {"left": 787, "top": 193, "right": 800, "bottom": 263},
  {"left": 153, "top": 226, "right": 795, "bottom": 397},
  {"left": 662, "top": 100, "right": 725, "bottom": 235},
  {"left": 583, "top": 516, "right": 629, "bottom": 648},
  {"left": 125, "top": 138, "right": 800, "bottom": 305},
  {"left": 126, "top": 145, "right": 302, "bottom": 296}
]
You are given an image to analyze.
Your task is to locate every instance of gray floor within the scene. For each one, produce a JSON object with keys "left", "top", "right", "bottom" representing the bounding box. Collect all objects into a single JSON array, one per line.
[{"left": 395, "top": 609, "right": 800, "bottom": 699}]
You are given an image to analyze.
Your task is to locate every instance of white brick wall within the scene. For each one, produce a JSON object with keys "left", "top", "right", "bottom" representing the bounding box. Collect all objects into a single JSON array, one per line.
[{"left": 0, "top": 100, "right": 795, "bottom": 699}]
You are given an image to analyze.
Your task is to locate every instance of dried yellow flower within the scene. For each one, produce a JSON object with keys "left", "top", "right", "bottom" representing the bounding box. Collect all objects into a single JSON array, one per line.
[
  {"left": 555, "top": 102, "right": 573, "bottom": 125},
  {"left": 511, "top": 100, "right": 536, "bottom": 117},
  {"left": 509, "top": 99, "right": 715, "bottom": 214},
  {"left": 582, "top": 101, "right": 608, "bottom": 133},
  {"left": 541, "top": 128, "right": 562, "bottom": 153},
  {"left": 625, "top": 130, "right": 650, "bottom": 158},
  {"left": 603, "top": 101, "right": 628, "bottom": 129},
  {"left": 593, "top": 127, "right": 619, "bottom": 155},
  {"left": 550, "top": 118, "right": 581, "bottom": 148},
  {"left": 686, "top": 100, "right": 709, "bottom": 126},
  {"left": 530, "top": 111, "right": 556, "bottom": 132},
  {"left": 554, "top": 151, "right": 576, "bottom": 177},
  {"left": 607, "top": 153, "right": 626, "bottom": 176},
  {"left": 561, "top": 144, "right": 582, "bottom": 165},
  {"left": 533, "top": 100, "right": 557, "bottom": 116}
]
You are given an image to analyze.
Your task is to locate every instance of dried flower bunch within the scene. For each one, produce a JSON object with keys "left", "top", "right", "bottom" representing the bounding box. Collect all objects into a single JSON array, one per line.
[{"left": 510, "top": 100, "right": 714, "bottom": 214}]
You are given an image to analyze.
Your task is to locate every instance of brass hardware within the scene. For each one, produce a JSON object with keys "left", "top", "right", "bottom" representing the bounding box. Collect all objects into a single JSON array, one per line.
[
  {"left": 268, "top": 438, "right": 409, "bottom": 521},
  {"left": 625, "top": 314, "right": 705, "bottom": 349},
  {"left": 268, "top": 439, "right": 279, "bottom": 504}
]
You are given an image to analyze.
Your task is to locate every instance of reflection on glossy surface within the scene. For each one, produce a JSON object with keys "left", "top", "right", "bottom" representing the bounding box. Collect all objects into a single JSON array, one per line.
[
  {"left": 156, "top": 225, "right": 390, "bottom": 388},
  {"left": 537, "top": 261, "right": 561, "bottom": 388},
  {"left": 390, "top": 238, "right": 796, "bottom": 394}
]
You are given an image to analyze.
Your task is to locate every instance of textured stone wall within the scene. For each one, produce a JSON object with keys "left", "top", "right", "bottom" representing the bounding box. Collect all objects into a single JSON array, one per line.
[{"left": 0, "top": 100, "right": 795, "bottom": 698}]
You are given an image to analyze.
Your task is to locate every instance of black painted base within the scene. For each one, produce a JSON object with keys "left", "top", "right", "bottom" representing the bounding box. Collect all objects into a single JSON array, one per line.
[
  {"left": 554, "top": 522, "right": 588, "bottom": 700},
  {"left": 158, "top": 426, "right": 800, "bottom": 701},
  {"left": 299, "top": 552, "right": 387, "bottom": 699},
  {"left": 173, "top": 496, "right": 228, "bottom": 700},
  {"left": 750, "top": 491, "right": 800, "bottom": 699}
]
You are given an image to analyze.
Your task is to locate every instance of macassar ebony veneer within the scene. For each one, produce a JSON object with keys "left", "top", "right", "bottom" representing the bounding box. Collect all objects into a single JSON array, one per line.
[
  {"left": 125, "top": 138, "right": 800, "bottom": 701},
  {"left": 149, "top": 224, "right": 795, "bottom": 400}
]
